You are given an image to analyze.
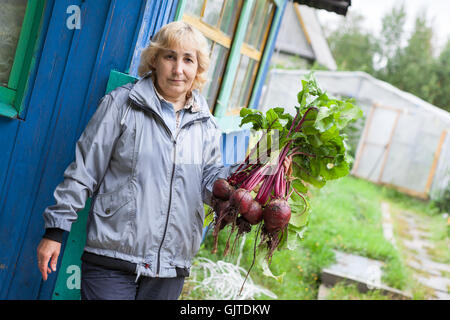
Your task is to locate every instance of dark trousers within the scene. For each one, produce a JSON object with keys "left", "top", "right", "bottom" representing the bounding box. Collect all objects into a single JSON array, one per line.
[{"left": 80, "top": 260, "right": 185, "bottom": 300}]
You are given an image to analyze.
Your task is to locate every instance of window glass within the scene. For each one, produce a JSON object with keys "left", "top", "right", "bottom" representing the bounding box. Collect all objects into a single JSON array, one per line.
[
  {"left": 202, "top": 43, "right": 229, "bottom": 109},
  {"left": 184, "top": 0, "right": 204, "bottom": 18},
  {"left": 202, "top": 0, "right": 223, "bottom": 27},
  {"left": 256, "top": 1, "right": 274, "bottom": 50},
  {"left": 245, "top": 0, "right": 274, "bottom": 50},
  {"left": 0, "top": 0, "right": 28, "bottom": 87},
  {"left": 228, "top": 55, "right": 257, "bottom": 115},
  {"left": 219, "top": 0, "right": 241, "bottom": 37}
]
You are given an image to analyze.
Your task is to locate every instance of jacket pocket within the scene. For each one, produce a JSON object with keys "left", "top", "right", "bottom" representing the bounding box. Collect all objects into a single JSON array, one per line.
[
  {"left": 87, "top": 181, "right": 135, "bottom": 251},
  {"left": 93, "top": 182, "right": 133, "bottom": 218}
]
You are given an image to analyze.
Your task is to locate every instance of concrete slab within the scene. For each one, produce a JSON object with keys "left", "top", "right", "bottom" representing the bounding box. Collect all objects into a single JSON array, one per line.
[
  {"left": 321, "top": 250, "right": 412, "bottom": 299},
  {"left": 402, "top": 238, "right": 434, "bottom": 253},
  {"left": 406, "top": 256, "right": 450, "bottom": 275},
  {"left": 405, "top": 259, "right": 442, "bottom": 277},
  {"left": 415, "top": 275, "right": 450, "bottom": 294},
  {"left": 323, "top": 250, "right": 384, "bottom": 286}
]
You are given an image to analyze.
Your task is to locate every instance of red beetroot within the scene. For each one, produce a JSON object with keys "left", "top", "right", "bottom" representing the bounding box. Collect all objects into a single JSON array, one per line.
[
  {"left": 212, "top": 199, "right": 234, "bottom": 230},
  {"left": 230, "top": 188, "right": 253, "bottom": 214},
  {"left": 241, "top": 200, "right": 263, "bottom": 225},
  {"left": 212, "top": 199, "right": 237, "bottom": 254},
  {"left": 262, "top": 198, "right": 291, "bottom": 233},
  {"left": 213, "top": 198, "right": 230, "bottom": 215},
  {"left": 212, "top": 179, "right": 234, "bottom": 201}
]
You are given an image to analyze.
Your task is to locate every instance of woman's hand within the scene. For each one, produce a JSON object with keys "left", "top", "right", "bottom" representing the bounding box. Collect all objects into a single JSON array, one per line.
[
  {"left": 283, "top": 155, "right": 293, "bottom": 175},
  {"left": 37, "top": 238, "right": 61, "bottom": 281}
]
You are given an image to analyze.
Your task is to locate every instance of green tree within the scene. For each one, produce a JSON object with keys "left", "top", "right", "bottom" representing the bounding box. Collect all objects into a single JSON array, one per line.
[
  {"left": 326, "top": 5, "right": 450, "bottom": 113},
  {"left": 380, "top": 15, "right": 438, "bottom": 103},
  {"left": 431, "top": 39, "right": 450, "bottom": 112},
  {"left": 375, "top": 4, "right": 406, "bottom": 71}
]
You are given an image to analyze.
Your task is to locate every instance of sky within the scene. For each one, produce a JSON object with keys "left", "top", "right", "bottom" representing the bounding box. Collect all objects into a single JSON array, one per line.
[{"left": 316, "top": 0, "right": 450, "bottom": 53}]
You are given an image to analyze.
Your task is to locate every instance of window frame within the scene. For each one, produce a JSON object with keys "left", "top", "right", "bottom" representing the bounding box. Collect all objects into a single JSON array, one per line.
[
  {"left": 0, "top": 0, "right": 46, "bottom": 119},
  {"left": 227, "top": 0, "right": 275, "bottom": 115},
  {"left": 181, "top": 0, "right": 243, "bottom": 112},
  {"left": 179, "top": 0, "right": 279, "bottom": 117}
]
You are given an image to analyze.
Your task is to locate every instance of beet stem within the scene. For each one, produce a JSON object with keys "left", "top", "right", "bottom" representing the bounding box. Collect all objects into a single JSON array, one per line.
[
  {"left": 291, "top": 107, "right": 319, "bottom": 135},
  {"left": 229, "top": 118, "right": 278, "bottom": 182},
  {"left": 238, "top": 223, "right": 262, "bottom": 296}
]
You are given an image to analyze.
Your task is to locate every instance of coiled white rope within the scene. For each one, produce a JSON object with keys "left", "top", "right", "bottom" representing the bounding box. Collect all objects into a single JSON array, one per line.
[{"left": 186, "top": 235, "right": 277, "bottom": 300}]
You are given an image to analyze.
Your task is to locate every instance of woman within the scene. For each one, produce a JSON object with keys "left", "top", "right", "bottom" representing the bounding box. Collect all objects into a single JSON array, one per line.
[{"left": 37, "top": 21, "right": 291, "bottom": 300}]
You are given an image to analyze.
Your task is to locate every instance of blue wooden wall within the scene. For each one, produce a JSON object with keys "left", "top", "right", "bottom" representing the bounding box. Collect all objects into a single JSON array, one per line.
[{"left": 0, "top": 0, "right": 178, "bottom": 300}]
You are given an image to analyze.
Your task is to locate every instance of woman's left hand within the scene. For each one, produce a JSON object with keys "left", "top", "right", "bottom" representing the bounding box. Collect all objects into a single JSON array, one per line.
[{"left": 283, "top": 155, "right": 293, "bottom": 175}]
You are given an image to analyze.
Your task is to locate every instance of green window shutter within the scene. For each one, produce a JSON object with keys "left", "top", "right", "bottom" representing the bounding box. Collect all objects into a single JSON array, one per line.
[{"left": 0, "top": 0, "right": 46, "bottom": 118}]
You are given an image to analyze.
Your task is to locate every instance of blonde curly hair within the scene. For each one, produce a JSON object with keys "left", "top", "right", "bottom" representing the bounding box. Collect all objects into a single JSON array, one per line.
[{"left": 138, "top": 21, "right": 210, "bottom": 91}]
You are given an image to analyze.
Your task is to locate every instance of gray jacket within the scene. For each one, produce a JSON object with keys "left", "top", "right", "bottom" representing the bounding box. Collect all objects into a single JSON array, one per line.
[{"left": 43, "top": 74, "right": 239, "bottom": 278}]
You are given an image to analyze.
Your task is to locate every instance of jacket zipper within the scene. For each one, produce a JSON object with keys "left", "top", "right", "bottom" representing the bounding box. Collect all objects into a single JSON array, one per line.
[
  {"left": 145, "top": 108, "right": 209, "bottom": 277},
  {"left": 156, "top": 134, "right": 177, "bottom": 277}
]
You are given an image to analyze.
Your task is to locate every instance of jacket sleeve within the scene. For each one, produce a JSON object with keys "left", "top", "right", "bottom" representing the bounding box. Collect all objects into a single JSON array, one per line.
[
  {"left": 201, "top": 118, "right": 242, "bottom": 207},
  {"left": 43, "top": 94, "right": 122, "bottom": 232}
]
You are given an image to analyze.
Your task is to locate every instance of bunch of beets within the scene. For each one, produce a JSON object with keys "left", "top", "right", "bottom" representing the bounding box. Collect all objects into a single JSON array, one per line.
[
  {"left": 209, "top": 106, "right": 314, "bottom": 261},
  {"left": 208, "top": 76, "right": 363, "bottom": 262}
]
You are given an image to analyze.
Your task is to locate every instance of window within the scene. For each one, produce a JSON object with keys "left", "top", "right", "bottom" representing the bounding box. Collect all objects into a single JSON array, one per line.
[
  {"left": 227, "top": 0, "right": 274, "bottom": 116},
  {"left": 183, "top": 0, "right": 243, "bottom": 110},
  {"left": 0, "top": 0, "right": 45, "bottom": 118}
]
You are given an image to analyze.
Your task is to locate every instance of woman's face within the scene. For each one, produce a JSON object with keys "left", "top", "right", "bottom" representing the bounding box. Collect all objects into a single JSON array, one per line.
[{"left": 152, "top": 43, "right": 198, "bottom": 101}]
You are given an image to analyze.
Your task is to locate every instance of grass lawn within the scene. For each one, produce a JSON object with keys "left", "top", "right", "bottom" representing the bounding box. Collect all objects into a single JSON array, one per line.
[{"left": 181, "top": 175, "right": 442, "bottom": 300}]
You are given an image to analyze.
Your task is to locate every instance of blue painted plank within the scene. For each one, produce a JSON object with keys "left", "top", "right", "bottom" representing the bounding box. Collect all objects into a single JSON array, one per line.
[
  {"left": 124, "top": 1, "right": 147, "bottom": 74},
  {"left": 127, "top": 0, "right": 158, "bottom": 77},
  {"left": 128, "top": 0, "right": 179, "bottom": 77},
  {"left": 158, "top": 0, "right": 174, "bottom": 33},
  {"left": 78, "top": 0, "right": 143, "bottom": 134},
  {"left": 18, "top": 0, "right": 55, "bottom": 120},
  {"left": 169, "top": 0, "right": 179, "bottom": 21},
  {"left": 0, "top": 118, "right": 19, "bottom": 232},
  {"left": 145, "top": 0, "right": 162, "bottom": 42},
  {"left": 0, "top": 0, "right": 80, "bottom": 299},
  {"left": 154, "top": 0, "right": 170, "bottom": 35}
]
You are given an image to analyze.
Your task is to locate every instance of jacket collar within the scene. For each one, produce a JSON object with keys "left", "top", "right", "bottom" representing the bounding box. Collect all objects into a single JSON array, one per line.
[{"left": 128, "top": 73, "right": 211, "bottom": 129}]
